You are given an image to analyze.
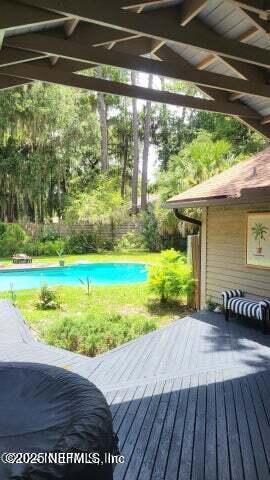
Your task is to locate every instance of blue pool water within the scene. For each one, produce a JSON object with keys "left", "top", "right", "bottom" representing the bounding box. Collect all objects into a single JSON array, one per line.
[{"left": 0, "top": 263, "right": 148, "bottom": 291}]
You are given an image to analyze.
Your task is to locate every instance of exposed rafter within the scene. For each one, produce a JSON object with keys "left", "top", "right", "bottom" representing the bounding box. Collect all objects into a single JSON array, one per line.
[
  {"left": 261, "top": 115, "right": 270, "bottom": 124},
  {"left": 0, "top": 0, "right": 66, "bottom": 30},
  {"left": 232, "top": 1, "right": 270, "bottom": 15},
  {"left": 239, "top": 8, "right": 270, "bottom": 33},
  {"left": 6, "top": 32, "right": 270, "bottom": 101},
  {"left": 0, "top": 73, "right": 32, "bottom": 90},
  {"left": 180, "top": 0, "right": 208, "bottom": 26},
  {"left": 0, "top": 62, "right": 262, "bottom": 118},
  {"left": 0, "top": 0, "right": 268, "bottom": 140},
  {"left": 155, "top": 44, "right": 270, "bottom": 139},
  {"left": 0, "top": 47, "right": 47, "bottom": 67},
  {"left": 13, "top": 1, "right": 270, "bottom": 69},
  {"left": 64, "top": 18, "right": 80, "bottom": 38},
  {"left": 0, "top": 31, "right": 4, "bottom": 50},
  {"left": 196, "top": 55, "right": 216, "bottom": 70},
  {"left": 120, "top": 0, "right": 168, "bottom": 8}
]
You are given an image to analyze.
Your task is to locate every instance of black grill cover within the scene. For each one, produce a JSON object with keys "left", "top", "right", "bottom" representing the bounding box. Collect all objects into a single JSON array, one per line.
[{"left": 0, "top": 363, "right": 116, "bottom": 480}]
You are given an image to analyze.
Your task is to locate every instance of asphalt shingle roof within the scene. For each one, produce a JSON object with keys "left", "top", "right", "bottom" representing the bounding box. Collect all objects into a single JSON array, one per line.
[{"left": 167, "top": 147, "right": 270, "bottom": 207}]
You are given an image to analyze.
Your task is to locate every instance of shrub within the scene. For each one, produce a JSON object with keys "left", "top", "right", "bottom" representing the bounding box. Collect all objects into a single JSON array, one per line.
[
  {"left": 43, "top": 313, "right": 156, "bottom": 356},
  {"left": 0, "top": 224, "right": 27, "bottom": 256},
  {"left": 100, "top": 239, "right": 114, "bottom": 251},
  {"left": 140, "top": 205, "right": 161, "bottom": 252},
  {"left": 149, "top": 249, "right": 194, "bottom": 303},
  {"left": 159, "top": 249, "right": 185, "bottom": 264},
  {"left": 24, "top": 240, "right": 65, "bottom": 257},
  {"left": 115, "top": 231, "right": 143, "bottom": 252},
  {"left": 0, "top": 222, "right": 7, "bottom": 238},
  {"left": 36, "top": 284, "right": 60, "bottom": 310},
  {"left": 64, "top": 232, "right": 98, "bottom": 254},
  {"left": 37, "top": 227, "right": 60, "bottom": 243}
]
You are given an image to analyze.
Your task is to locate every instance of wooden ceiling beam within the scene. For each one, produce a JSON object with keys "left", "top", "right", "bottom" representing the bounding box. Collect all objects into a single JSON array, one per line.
[
  {"left": 14, "top": 1, "right": 270, "bottom": 69},
  {"left": 110, "top": 36, "right": 153, "bottom": 55},
  {"left": 0, "top": 73, "right": 32, "bottom": 90},
  {"left": 180, "top": 0, "right": 208, "bottom": 26},
  {"left": 261, "top": 115, "right": 270, "bottom": 124},
  {"left": 5, "top": 32, "right": 270, "bottom": 100},
  {"left": 150, "top": 39, "right": 165, "bottom": 55},
  {"left": 155, "top": 45, "right": 270, "bottom": 139},
  {"left": 120, "top": 0, "right": 168, "bottom": 8},
  {"left": 36, "top": 57, "right": 94, "bottom": 72},
  {"left": 238, "top": 25, "right": 260, "bottom": 41},
  {"left": 194, "top": 25, "right": 260, "bottom": 101},
  {"left": 239, "top": 9, "right": 270, "bottom": 33},
  {"left": 71, "top": 23, "right": 140, "bottom": 48},
  {"left": 64, "top": 18, "right": 80, "bottom": 38},
  {"left": 189, "top": 19, "right": 266, "bottom": 83},
  {"left": 0, "top": 47, "right": 47, "bottom": 67},
  {"left": 94, "top": 34, "right": 140, "bottom": 48},
  {"left": 0, "top": 63, "right": 261, "bottom": 118},
  {"left": 196, "top": 54, "right": 217, "bottom": 70},
  {"left": 0, "top": 31, "right": 5, "bottom": 50},
  {"left": 0, "top": 0, "right": 66, "bottom": 31},
  {"left": 232, "top": 1, "right": 270, "bottom": 15},
  {"left": 229, "top": 92, "right": 245, "bottom": 101}
]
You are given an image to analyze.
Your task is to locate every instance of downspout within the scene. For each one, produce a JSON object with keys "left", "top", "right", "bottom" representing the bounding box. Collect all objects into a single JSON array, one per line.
[
  {"left": 173, "top": 209, "right": 202, "bottom": 227},
  {"left": 173, "top": 209, "right": 202, "bottom": 310}
]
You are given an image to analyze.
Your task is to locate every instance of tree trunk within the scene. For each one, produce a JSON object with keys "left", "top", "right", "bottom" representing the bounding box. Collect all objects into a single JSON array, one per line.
[
  {"left": 96, "top": 67, "right": 109, "bottom": 171},
  {"left": 120, "top": 135, "right": 129, "bottom": 198},
  {"left": 131, "top": 71, "right": 140, "bottom": 215},
  {"left": 160, "top": 76, "right": 170, "bottom": 171},
  {"left": 141, "top": 73, "right": 153, "bottom": 211}
]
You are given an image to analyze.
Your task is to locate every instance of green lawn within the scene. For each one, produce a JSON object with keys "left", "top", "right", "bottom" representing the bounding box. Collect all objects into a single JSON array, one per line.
[
  {"left": 0, "top": 252, "right": 191, "bottom": 356},
  {"left": 0, "top": 251, "right": 160, "bottom": 267}
]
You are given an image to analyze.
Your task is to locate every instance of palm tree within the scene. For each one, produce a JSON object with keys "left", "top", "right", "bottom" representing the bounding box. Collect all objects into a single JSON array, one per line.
[{"left": 252, "top": 222, "right": 268, "bottom": 254}]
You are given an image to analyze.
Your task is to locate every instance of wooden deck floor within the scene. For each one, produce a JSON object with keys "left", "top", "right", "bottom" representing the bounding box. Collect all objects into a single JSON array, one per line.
[{"left": 1, "top": 300, "right": 270, "bottom": 479}]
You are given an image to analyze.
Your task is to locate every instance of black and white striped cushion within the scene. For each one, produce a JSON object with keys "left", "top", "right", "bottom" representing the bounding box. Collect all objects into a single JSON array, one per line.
[
  {"left": 228, "top": 297, "right": 265, "bottom": 321},
  {"left": 260, "top": 299, "right": 270, "bottom": 310},
  {"left": 222, "top": 289, "right": 243, "bottom": 309}
]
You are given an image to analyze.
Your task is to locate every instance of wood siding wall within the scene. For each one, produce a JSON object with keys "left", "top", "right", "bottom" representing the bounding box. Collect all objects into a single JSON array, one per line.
[{"left": 205, "top": 203, "right": 270, "bottom": 305}]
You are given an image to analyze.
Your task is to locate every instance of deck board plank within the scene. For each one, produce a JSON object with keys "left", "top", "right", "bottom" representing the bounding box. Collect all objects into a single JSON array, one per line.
[
  {"left": 137, "top": 379, "right": 173, "bottom": 480},
  {"left": 205, "top": 371, "right": 217, "bottom": 480},
  {"left": 240, "top": 376, "right": 270, "bottom": 479},
  {"left": 192, "top": 373, "right": 207, "bottom": 480},
  {"left": 216, "top": 371, "right": 231, "bottom": 480},
  {"left": 2, "top": 304, "right": 270, "bottom": 479},
  {"left": 123, "top": 380, "right": 165, "bottom": 480},
  {"left": 224, "top": 377, "right": 245, "bottom": 480},
  {"left": 232, "top": 377, "right": 258, "bottom": 480},
  {"left": 151, "top": 376, "right": 183, "bottom": 480}
]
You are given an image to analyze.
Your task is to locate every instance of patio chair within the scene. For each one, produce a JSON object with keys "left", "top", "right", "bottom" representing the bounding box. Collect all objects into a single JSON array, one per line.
[{"left": 12, "top": 254, "right": 32, "bottom": 264}]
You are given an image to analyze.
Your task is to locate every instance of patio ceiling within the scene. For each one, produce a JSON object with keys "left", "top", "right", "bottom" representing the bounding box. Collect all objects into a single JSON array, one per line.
[{"left": 1, "top": 1, "right": 270, "bottom": 138}]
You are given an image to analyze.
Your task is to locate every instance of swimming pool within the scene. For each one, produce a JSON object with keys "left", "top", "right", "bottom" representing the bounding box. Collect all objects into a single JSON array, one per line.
[{"left": 0, "top": 263, "right": 148, "bottom": 291}]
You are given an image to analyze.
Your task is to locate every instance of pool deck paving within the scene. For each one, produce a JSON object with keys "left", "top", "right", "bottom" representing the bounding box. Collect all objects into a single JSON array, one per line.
[{"left": 1, "top": 299, "right": 270, "bottom": 479}]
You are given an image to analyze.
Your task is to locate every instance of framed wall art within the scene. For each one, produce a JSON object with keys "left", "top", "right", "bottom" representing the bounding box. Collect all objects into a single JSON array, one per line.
[{"left": 246, "top": 212, "right": 270, "bottom": 268}]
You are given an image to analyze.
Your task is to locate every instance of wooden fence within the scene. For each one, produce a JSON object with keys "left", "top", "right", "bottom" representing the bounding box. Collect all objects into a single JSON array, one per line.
[{"left": 22, "top": 221, "right": 141, "bottom": 244}]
